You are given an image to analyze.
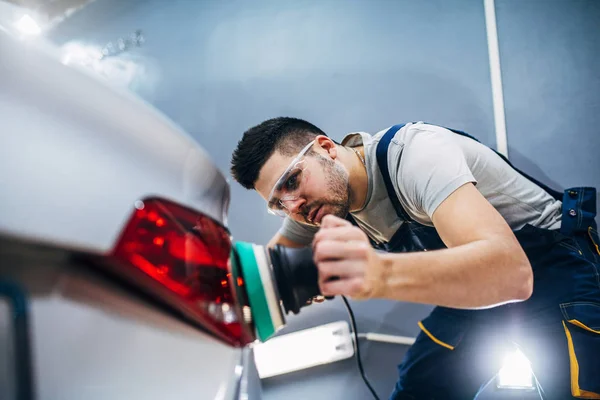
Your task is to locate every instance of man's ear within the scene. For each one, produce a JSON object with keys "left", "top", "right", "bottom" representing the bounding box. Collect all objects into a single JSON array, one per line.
[{"left": 314, "top": 135, "right": 337, "bottom": 159}]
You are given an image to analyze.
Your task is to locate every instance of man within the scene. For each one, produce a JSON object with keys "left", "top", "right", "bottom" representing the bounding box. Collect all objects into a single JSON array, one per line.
[{"left": 230, "top": 117, "right": 600, "bottom": 399}]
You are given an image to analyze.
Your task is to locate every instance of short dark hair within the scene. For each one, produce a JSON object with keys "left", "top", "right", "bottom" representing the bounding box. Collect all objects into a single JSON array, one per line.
[{"left": 230, "top": 117, "right": 328, "bottom": 189}]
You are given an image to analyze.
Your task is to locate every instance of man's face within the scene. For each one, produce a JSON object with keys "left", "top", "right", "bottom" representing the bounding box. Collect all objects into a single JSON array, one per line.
[{"left": 255, "top": 142, "right": 350, "bottom": 226}]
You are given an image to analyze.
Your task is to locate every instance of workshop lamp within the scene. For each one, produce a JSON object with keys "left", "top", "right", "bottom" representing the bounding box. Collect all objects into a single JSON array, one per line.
[{"left": 253, "top": 321, "right": 354, "bottom": 379}]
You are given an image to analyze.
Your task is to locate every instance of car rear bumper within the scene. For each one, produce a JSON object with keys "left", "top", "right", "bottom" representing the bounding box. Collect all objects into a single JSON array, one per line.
[{"left": 0, "top": 235, "right": 262, "bottom": 400}]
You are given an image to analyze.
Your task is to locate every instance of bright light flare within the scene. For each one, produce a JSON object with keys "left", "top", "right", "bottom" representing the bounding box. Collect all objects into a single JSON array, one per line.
[
  {"left": 497, "top": 348, "right": 534, "bottom": 389},
  {"left": 15, "top": 15, "right": 41, "bottom": 35}
]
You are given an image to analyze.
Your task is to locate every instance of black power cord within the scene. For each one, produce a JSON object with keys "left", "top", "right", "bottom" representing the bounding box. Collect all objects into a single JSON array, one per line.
[{"left": 341, "top": 295, "right": 380, "bottom": 400}]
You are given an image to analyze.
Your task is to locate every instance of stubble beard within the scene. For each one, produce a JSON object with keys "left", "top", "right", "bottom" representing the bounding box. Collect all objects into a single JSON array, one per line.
[{"left": 303, "top": 155, "right": 351, "bottom": 225}]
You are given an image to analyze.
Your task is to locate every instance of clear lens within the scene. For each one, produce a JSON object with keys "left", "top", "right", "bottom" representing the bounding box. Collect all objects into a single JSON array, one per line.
[
  {"left": 268, "top": 165, "right": 306, "bottom": 216},
  {"left": 267, "top": 140, "right": 315, "bottom": 217}
]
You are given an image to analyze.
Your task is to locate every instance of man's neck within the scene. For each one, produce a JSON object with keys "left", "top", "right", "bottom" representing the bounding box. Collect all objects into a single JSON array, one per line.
[{"left": 347, "top": 146, "right": 369, "bottom": 212}]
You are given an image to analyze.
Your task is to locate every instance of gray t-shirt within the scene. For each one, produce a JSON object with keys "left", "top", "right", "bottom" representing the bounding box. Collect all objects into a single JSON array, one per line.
[{"left": 279, "top": 122, "right": 563, "bottom": 246}]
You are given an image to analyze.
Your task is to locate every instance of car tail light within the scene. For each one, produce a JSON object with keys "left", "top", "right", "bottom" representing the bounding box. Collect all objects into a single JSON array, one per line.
[{"left": 110, "top": 198, "right": 254, "bottom": 346}]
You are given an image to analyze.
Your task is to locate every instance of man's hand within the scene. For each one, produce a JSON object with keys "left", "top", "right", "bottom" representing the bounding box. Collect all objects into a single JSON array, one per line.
[{"left": 312, "top": 215, "right": 386, "bottom": 299}]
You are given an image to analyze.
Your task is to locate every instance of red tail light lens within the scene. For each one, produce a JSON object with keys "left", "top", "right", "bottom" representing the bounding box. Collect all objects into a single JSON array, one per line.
[{"left": 111, "top": 198, "right": 254, "bottom": 346}]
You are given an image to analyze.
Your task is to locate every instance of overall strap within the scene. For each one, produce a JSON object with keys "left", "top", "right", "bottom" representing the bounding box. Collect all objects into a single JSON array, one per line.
[
  {"left": 439, "top": 125, "right": 563, "bottom": 201},
  {"left": 375, "top": 122, "right": 564, "bottom": 219},
  {"left": 375, "top": 124, "right": 413, "bottom": 221},
  {"left": 344, "top": 214, "right": 381, "bottom": 248},
  {"left": 438, "top": 125, "right": 596, "bottom": 236},
  {"left": 375, "top": 124, "right": 447, "bottom": 252},
  {"left": 346, "top": 123, "right": 411, "bottom": 249}
]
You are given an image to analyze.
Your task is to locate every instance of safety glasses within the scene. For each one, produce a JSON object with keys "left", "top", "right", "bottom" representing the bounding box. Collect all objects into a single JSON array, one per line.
[{"left": 267, "top": 140, "right": 315, "bottom": 217}]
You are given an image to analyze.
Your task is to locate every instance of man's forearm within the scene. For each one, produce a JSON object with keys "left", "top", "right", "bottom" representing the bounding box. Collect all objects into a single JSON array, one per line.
[{"left": 378, "top": 238, "right": 533, "bottom": 309}]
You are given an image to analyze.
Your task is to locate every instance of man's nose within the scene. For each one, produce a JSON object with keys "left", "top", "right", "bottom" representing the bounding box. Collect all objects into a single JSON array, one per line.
[{"left": 284, "top": 197, "right": 306, "bottom": 214}]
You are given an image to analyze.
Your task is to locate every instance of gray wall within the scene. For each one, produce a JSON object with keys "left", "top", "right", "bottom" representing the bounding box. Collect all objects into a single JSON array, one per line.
[
  {"left": 49, "top": 1, "right": 599, "bottom": 399},
  {"left": 497, "top": 0, "right": 600, "bottom": 211}
]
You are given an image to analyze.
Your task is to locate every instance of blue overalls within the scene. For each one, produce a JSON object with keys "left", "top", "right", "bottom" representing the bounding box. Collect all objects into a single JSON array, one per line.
[{"left": 348, "top": 124, "right": 600, "bottom": 399}]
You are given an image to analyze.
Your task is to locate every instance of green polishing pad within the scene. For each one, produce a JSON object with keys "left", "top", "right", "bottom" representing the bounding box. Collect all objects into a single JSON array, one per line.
[{"left": 234, "top": 241, "right": 284, "bottom": 342}]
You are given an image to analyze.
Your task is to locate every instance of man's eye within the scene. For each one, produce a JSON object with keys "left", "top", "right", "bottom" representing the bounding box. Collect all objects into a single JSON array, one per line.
[
  {"left": 268, "top": 199, "right": 282, "bottom": 210},
  {"left": 284, "top": 172, "right": 300, "bottom": 191}
]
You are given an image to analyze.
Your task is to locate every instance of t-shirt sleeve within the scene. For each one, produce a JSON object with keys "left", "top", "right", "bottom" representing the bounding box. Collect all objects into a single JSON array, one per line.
[
  {"left": 395, "top": 125, "right": 477, "bottom": 219},
  {"left": 277, "top": 217, "right": 319, "bottom": 246}
]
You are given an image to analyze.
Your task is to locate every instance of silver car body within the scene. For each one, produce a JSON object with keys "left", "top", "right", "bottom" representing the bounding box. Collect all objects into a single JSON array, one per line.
[{"left": 0, "top": 29, "right": 260, "bottom": 400}]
